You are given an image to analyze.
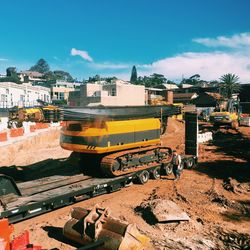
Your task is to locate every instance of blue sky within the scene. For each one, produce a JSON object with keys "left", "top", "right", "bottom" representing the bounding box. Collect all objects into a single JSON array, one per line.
[{"left": 0, "top": 0, "right": 250, "bottom": 82}]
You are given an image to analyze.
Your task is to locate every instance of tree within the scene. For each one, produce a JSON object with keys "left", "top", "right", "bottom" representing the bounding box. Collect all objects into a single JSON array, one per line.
[
  {"left": 6, "top": 67, "right": 17, "bottom": 77},
  {"left": 132, "top": 73, "right": 167, "bottom": 87},
  {"left": 86, "top": 75, "right": 117, "bottom": 83},
  {"left": 147, "top": 73, "right": 166, "bottom": 87},
  {"left": 53, "top": 70, "right": 74, "bottom": 82},
  {"left": 30, "top": 58, "right": 50, "bottom": 73},
  {"left": 219, "top": 73, "right": 241, "bottom": 99},
  {"left": 130, "top": 65, "right": 137, "bottom": 83},
  {"left": 88, "top": 74, "right": 101, "bottom": 82},
  {"left": 0, "top": 67, "right": 21, "bottom": 83},
  {"left": 181, "top": 74, "right": 200, "bottom": 86}
]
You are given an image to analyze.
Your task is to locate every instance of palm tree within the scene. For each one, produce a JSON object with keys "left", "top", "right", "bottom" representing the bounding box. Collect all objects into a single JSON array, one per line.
[{"left": 219, "top": 73, "right": 241, "bottom": 99}]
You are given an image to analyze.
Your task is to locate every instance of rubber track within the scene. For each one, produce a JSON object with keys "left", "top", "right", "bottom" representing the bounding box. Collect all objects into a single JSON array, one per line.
[{"left": 101, "top": 146, "right": 172, "bottom": 177}]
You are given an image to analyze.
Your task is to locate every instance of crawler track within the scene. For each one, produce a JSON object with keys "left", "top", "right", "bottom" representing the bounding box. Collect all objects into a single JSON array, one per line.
[{"left": 101, "top": 146, "right": 173, "bottom": 177}]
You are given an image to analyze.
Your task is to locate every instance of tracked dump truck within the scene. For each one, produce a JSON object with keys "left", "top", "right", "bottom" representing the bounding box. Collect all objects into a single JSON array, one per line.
[{"left": 61, "top": 105, "right": 180, "bottom": 177}]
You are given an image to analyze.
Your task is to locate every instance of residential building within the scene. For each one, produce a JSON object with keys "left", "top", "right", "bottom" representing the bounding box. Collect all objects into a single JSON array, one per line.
[
  {"left": 19, "top": 70, "right": 46, "bottom": 84},
  {"left": 69, "top": 81, "right": 145, "bottom": 107},
  {"left": 51, "top": 81, "right": 81, "bottom": 102},
  {"left": 173, "top": 92, "right": 198, "bottom": 104},
  {"left": 0, "top": 82, "right": 51, "bottom": 108}
]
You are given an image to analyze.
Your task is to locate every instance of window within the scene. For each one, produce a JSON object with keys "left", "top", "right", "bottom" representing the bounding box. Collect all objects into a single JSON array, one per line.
[
  {"left": 20, "top": 95, "right": 25, "bottom": 101},
  {"left": 110, "top": 88, "right": 116, "bottom": 96},
  {"left": 1, "top": 94, "right": 6, "bottom": 102},
  {"left": 59, "top": 92, "right": 65, "bottom": 100}
]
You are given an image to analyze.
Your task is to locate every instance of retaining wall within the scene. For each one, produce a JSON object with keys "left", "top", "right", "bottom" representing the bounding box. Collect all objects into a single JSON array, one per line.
[{"left": 0, "top": 121, "right": 62, "bottom": 143}]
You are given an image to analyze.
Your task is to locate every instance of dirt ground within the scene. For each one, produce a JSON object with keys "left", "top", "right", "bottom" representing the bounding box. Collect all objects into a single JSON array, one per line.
[{"left": 1, "top": 119, "right": 250, "bottom": 249}]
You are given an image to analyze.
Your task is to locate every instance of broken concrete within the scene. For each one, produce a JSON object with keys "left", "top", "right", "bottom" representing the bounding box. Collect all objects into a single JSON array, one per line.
[{"left": 138, "top": 199, "right": 190, "bottom": 223}]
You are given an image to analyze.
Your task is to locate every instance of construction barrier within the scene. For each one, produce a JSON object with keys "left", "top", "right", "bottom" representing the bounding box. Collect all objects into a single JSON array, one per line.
[
  {"left": 240, "top": 116, "right": 250, "bottom": 127},
  {"left": 30, "top": 125, "right": 36, "bottom": 132},
  {"left": 0, "top": 131, "right": 7, "bottom": 142},
  {"left": 11, "top": 231, "right": 42, "bottom": 250},
  {"left": 0, "top": 117, "right": 8, "bottom": 131},
  {"left": 9, "top": 127, "right": 24, "bottom": 137},
  {"left": 198, "top": 132, "right": 213, "bottom": 143},
  {"left": 0, "top": 122, "right": 61, "bottom": 144},
  {"left": 23, "top": 121, "right": 36, "bottom": 134},
  {"left": 35, "top": 123, "right": 49, "bottom": 129},
  {"left": 0, "top": 219, "right": 14, "bottom": 250}
]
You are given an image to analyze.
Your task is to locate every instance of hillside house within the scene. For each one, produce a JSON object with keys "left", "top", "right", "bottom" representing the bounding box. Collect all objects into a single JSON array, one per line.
[
  {"left": 0, "top": 82, "right": 50, "bottom": 108},
  {"left": 19, "top": 71, "right": 46, "bottom": 84},
  {"left": 68, "top": 82, "right": 145, "bottom": 107}
]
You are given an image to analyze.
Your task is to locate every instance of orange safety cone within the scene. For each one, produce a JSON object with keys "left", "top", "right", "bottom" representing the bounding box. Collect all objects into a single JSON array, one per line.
[{"left": 0, "top": 219, "right": 14, "bottom": 250}]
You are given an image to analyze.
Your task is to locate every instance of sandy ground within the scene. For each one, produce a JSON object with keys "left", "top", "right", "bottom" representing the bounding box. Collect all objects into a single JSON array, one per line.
[{"left": 1, "top": 119, "right": 249, "bottom": 249}]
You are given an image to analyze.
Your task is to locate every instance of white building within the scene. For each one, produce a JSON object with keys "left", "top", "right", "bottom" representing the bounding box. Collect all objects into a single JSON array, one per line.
[
  {"left": 0, "top": 82, "right": 51, "bottom": 108},
  {"left": 51, "top": 81, "right": 81, "bottom": 102},
  {"left": 69, "top": 81, "right": 145, "bottom": 107}
]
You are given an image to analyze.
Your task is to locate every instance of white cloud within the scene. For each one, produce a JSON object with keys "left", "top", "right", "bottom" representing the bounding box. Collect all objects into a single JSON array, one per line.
[
  {"left": 193, "top": 33, "right": 250, "bottom": 48},
  {"left": 71, "top": 48, "right": 93, "bottom": 62},
  {"left": 137, "top": 51, "right": 250, "bottom": 83},
  {"left": 131, "top": 33, "right": 250, "bottom": 83},
  {"left": 70, "top": 33, "right": 250, "bottom": 83},
  {"left": 90, "top": 62, "right": 130, "bottom": 70},
  {"left": 0, "top": 58, "right": 8, "bottom": 61}
]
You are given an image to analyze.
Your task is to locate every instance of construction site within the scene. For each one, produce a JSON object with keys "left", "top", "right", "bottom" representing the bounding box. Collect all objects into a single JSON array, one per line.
[{"left": 0, "top": 101, "right": 249, "bottom": 250}]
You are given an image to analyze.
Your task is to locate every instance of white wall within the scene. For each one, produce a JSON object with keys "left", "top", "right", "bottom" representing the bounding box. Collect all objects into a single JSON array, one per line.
[
  {"left": 0, "top": 82, "right": 51, "bottom": 108},
  {"left": 79, "top": 83, "right": 145, "bottom": 106}
]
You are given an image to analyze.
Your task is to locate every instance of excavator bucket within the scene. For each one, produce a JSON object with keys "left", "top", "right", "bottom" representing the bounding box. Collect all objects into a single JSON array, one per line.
[{"left": 63, "top": 205, "right": 149, "bottom": 250}]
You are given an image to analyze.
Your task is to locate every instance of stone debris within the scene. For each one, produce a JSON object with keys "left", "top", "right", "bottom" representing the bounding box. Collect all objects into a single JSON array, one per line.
[
  {"left": 218, "top": 229, "right": 250, "bottom": 249},
  {"left": 223, "top": 177, "right": 250, "bottom": 194}
]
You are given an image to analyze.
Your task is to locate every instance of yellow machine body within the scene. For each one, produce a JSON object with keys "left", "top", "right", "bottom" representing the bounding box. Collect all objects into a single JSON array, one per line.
[
  {"left": 210, "top": 111, "right": 238, "bottom": 125},
  {"left": 60, "top": 118, "right": 161, "bottom": 154}
]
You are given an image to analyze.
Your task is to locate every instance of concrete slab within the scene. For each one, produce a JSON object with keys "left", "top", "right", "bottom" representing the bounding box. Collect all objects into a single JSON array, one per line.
[{"left": 147, "top": 199, "right": 190, "bottom": 222}]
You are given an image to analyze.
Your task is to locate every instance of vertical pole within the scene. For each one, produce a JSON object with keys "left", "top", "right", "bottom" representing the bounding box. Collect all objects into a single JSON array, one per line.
[{"left": 185, "top": 112, "right": 198, "bottom": 157}]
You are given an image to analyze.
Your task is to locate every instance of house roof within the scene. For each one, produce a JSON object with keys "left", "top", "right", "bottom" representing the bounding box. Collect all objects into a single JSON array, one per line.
[
  {"left": 205, "top": 92, "right": 221, "bottom": 100},
  {"left": 181, "top": 84, "right": 193, "bottom": 88},
  {"left": 156, "top": 84, "right": 179, "bottom": 90},
  {"left": 173, "top": 92, "right": 197, "bottom": 99},
  {"left": 20, "top": 71, "right": 44, "bottom": 78}
]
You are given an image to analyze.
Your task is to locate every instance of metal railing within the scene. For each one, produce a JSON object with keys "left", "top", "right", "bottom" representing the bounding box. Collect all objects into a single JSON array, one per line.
[{"left": 0, "top": 101, "right": 42, "bottom": 108}]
